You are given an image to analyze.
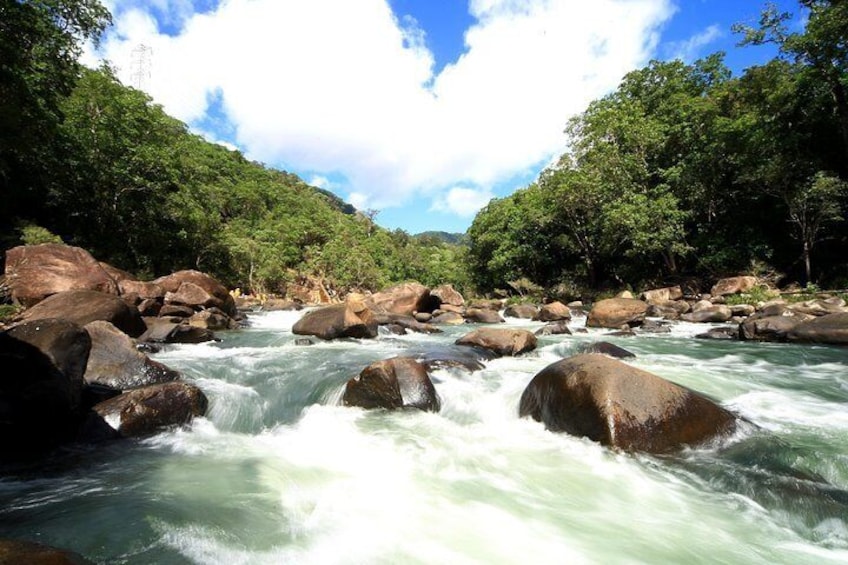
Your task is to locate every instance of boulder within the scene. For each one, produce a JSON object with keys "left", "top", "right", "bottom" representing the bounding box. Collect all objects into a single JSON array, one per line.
[
  {"left": 118, "top": 279, "right": 164, "bottom": 300},
  {"left": 431, "top": 284, "right": 465, "bottom": 307},
  {"left": 711, "top": 276, "right": 758, "bottom": 297},
  {"left": 586, "top": 298, "right": 648, "bottom": 329},
  {"left": 639, "top": 319, "right": 671, "bottom": 333},
  {"left": 729, "top": 304, "right": 756, "bottom": 317},
  {"left": 535, "top": 321, "right": 572, "bottom": 336},
  {"left": 4, "top": 244, "right": 118, "bottom": 307},
  {"left": 455, "top": 328, "right": 537, "bottom": 357},
  {"left": 504, "top": 304, "right": 539, "bottom": 319},
  {"left": 261, "top": 298, "right": 303, "bottom": 311},
  {"left": 17, "top": 290, "right": 146, "bottom": 338},
  {"left": 788, "top": 298, "right": 848, "bottom": 317},
  {"left": 343, "top": 357, "right": 440, "bottom": 412},
  {"left": 414, "top": 312, "right": 432, "bottom": 323},
  {"left": 0, "top": 539, "right": 94, "bottom": 564},
  {"left": 154, "top": 270, "right": 236, "bottom": 317},
  {"left": 681, "top": 305, "right": 732, "bottom": 323},
  {"left": 463, "top": 308, "right": 505, "bottom": 324},
  {"left": 787, "top": 313, "right": 848, "bottom": 345},
  {"left": 466, "top": 299, "right": 503, "bottom": 311},
  {"left": 188, "top": 309, "right": 231, "bottom": 331},
  {"left": 577, "top": 341, "right": 635, "bottom": 359},
  {"left": 158, "top": 304, "right": 195, "bottom": 317},
  {"left": 533, "top": 301, "right": 571, "bottom": 322},
  {"left": 367, "top": 282, "right": 436, "bottom": 316},
  {"left": 83, "top": 321, "right": 180, "bottom": 390},
  {"left": 695, "top": 327, "right": 739, "bottom": 340},
  {"left": 432, "top": 312, "right": 465, "bottom": 325},
  {"left": 518, "top": 354, "right": 737, "bottom": 453},
  {"left": 285, "top": 274, "right": 333, "bottom": 305},
  {"left": 139, "top": 318, "right": 216, "bottom": 344},
  {"left": 375, "top": 313, "right": 442, "bottom": 334},
  {"left": 92, "top": 381, "right": 208, "bottom": 437},
  {"left": 292, "top": 302, "right": 378, "bottom": 340},
  {"left": 739, "top": 315, "right": 803, "bottom": 342},
  {"left": 641, "top": 286, "right": 683, "bottom": 303},
  {"left": 0, "top": 319, "right": 91, "bottom": 454},
  {"left": 616, "top": 290, "right": 635, "bottom": 299}
]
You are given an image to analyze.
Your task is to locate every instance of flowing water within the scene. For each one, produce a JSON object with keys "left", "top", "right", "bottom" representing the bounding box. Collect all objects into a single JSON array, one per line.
[{"left": 1, "top": 310, "right": 847, "bottom": 564}]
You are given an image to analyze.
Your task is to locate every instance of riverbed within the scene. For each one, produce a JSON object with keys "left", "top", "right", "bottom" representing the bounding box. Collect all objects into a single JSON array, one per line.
[{"left": 1, "top": 310, "right": 846, "bottom": 563}]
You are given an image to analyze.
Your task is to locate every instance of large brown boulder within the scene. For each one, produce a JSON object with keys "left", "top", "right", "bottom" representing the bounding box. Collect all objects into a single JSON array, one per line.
[
  {"left": 586, "top": 298, "right": 648, "bottom": 329},
  {"left": 504, "top": 303, "right": 538, "bottom": 319},
  {"left": 342, "top": 357, "right": 440, "bottom": 412},
  {"left": 1, "top": 319, "right": 91, "bottom": 455},
  {"left": 154, "top": 270, "right": 236, "bottom": 317},
  {"left": 533, "top": 301, "right": 571, "bottom": 322},
  {"left": 740, "top": 315, "right": 804, "bottom": 342},
  {"left": 367, "top": 282, "right": 435, "bottom": 316},
  {"left": 138, "top": 317, "right": 216, "bottom": 344},
  {"left": 118, "top": 279, "right": 165, "bottom": 300},
  {"left": 641, "top": 286, "right": 683, "bottom": 303},
  {"left": 463, "top": 308, "right": 505, "bottom": 324},
  {"left": 518, "top": 354, "right": 737, "bottom": 453},
  {"left": 787, "top": 312, "right": 848, "bottom": 345},
  {"left": 292, "top": 302, "right": 378, "bottom": 340},
  {"left": 83, "top": 321, "right": 180, "bottom": 390},
  {"left": 455, "top": 328, "right": 537, "bottom": 357},
  {"left": 92, "top": 381, "right": 208, "bottom": 437},
  {"left": 681, "top": 305, "right": 732, "bottom": 323},
  {"left": 711, "top": 276, "right": 758, "bottom": 297},
  {"left": 17, "top": 290, "right": 146, "bottom": 338},
  {"left": 0, "top": 539, "right": 94, "bottom": 564},
  {"left": 431, "top": 284, "right": 465, "bottom": 307},
  {"left": 4, "top": 244, "right": 118, "bottom": 307}
]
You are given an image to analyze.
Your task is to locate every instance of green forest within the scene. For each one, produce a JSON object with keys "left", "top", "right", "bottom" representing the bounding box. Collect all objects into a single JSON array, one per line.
[
  {"left": 2, "top": 0, "right": 846, "bottom": 299},
  {"left": 468, "top": 1, "right": 848, "bottom": 295}
]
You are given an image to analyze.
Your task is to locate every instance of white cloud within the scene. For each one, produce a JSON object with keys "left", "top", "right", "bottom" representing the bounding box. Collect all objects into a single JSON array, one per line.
[
  {"left": 667, "top": 23, "right": 722, "bottom": 62},
  {"left": 93, "top": 0, "right": 673, "bottom": 218},
  {"left": 431, "top": 187, "right": 495, "bottom": 217}
]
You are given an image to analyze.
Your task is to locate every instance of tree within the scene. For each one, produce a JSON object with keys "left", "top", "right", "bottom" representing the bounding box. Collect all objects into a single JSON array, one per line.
[
  {"left": 0, "top": 0, "right": 111, "bottom": 236},
  {"left": 785, "top": 172, "right": 845, "bottom": 284},
  {"left": 734, "top": 0, "right": 848, "bottom": 166}
]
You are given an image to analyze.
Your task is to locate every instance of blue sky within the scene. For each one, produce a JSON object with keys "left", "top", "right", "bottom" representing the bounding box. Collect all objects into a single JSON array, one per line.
[{"left": 91, "top": 0, "right": 803, "bottom": 235}]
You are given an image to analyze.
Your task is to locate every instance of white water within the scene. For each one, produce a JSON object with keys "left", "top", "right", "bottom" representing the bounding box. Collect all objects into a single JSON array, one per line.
[{"left": 1, "top": 311, "right": 847, "bottom": 563}]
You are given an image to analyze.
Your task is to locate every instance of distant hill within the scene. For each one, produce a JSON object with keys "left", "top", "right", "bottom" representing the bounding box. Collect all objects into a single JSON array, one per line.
[{"left": 414, "top": 231, "right": 467, "bottom": 245}]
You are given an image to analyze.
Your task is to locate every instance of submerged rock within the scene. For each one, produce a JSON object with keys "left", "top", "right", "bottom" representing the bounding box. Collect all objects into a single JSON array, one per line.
[
  {"left": 518, "top": 354, "right": 737, "bottom": 453},
  {"left": 0, "top": 539, "right": 94, "bottom": 564},
  {"left": 343, "top": 357, "right": 440, "bottom": 412}
]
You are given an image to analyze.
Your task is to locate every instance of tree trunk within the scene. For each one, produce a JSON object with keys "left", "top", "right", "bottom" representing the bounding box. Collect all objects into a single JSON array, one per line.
[{"left": 803, "top": 239, "right": 812, "bottom": 285}]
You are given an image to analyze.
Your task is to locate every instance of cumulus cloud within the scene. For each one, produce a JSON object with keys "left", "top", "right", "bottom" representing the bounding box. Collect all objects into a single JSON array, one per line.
[
  {"left": 430, "top": 187, "right": 496, "bottom": 217},
  {"left": 92, "top": 0, "right": 673, "bottom": 218},
  {"left": 666, "top": 24, "right": 722, "bottom": 62}
]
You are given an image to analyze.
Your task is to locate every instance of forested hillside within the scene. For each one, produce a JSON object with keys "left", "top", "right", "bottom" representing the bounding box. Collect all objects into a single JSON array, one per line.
[
  {"left": 467, "top": 0, "right": 848, "bottom": 295},
  {"left": 0, "top": 0, "right": 469, "bottom": 295}
]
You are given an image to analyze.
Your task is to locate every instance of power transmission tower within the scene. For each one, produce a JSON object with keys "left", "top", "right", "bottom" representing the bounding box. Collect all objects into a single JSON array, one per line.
[{"left": 130, "top": 44, "right": 152, "bottom": 90}]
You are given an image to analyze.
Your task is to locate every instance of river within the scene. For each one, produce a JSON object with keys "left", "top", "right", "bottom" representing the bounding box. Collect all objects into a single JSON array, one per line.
[{"left": 1, "top": 310, "right": 847, "bottom": 564}]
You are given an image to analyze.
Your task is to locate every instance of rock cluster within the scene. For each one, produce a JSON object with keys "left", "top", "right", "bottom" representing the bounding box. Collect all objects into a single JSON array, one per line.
[{"left": 1, "top": 244, "right": 216, "bottom": 461}]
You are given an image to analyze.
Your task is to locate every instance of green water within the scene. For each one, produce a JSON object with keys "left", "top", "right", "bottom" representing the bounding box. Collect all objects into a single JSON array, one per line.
[{"left": 1, "top": 311, "right": 846, "bottom": 563}]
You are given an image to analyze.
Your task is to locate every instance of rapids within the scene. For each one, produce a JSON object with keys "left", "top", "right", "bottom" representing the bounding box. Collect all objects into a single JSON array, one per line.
[{"left": 1, "top": 310, "right": 847, "bottom": 564}]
